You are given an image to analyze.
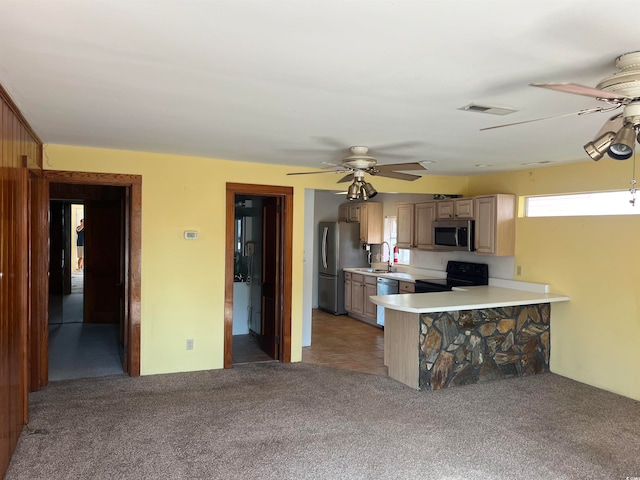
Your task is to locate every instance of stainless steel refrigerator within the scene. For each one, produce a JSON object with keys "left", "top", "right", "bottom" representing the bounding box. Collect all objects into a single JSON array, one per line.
[{"left": 317, "top": 222, "right": 369, "bottom": 314}]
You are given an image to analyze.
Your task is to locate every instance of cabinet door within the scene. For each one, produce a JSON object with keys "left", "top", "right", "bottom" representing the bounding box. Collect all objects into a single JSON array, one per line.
[
  {"left": 351, "top": 274, "right": 364, "bottom": 315},
  {"left": 454, "top": 198, "right": 474, "bottom": 218},
  {"left": 338, "top": 204, "right": 349, "bottom": 222},
  {"left": 364, "top": 282, "right": 377, "bottom": 319},
  {"left": 344, "top": 279, "right": 352, "bottom": 311},
  {"left": 348, "top": 204, "right": 360, "bottom": 222},
  {"left": 396, "top": 203, "right": 415, "bottom": 248},
  {"left": 415, "top": 202, "right": 436, "bottom": 250},
  {"left": 359, "top": 202, "right": 383, "bottom": 244},
  {"left": 474, "top": 196, "right": 496, "bottom": 254},
  {"left": 358, "top": 204, "right": 368, "bottom": 242},
  {"left": 436, "top": 201, "right": 454, "bottom": 219}
]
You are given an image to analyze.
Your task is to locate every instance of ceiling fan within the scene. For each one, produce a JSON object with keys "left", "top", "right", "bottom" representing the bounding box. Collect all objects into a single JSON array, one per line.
[
  {"left": 287, "top": 145, "right": 428, "bottom": 200},
  {"left": 287, "top": 145, "right": 428, "bottom": 182},
  {"left": 482, "top": 50, "right": 640, "bottom": 161}
]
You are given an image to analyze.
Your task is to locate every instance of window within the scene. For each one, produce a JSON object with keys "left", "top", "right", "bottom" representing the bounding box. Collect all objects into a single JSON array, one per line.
[
  {"left": 384, "top": 216, "right": 410, "bottom": 265},
  {"left": 525, "top": 190, "right": 639, "bottom": 217}
]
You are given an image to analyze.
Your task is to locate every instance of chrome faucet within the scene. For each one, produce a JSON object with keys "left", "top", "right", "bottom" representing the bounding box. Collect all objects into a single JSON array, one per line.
[{"left": 382, "top": 241, "right": 392, "bottom": 272}]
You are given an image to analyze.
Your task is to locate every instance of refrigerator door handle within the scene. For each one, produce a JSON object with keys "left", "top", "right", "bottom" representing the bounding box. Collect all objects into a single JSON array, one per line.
[{"left": 322, "top": 226, "right": 328, "bottom": 269}]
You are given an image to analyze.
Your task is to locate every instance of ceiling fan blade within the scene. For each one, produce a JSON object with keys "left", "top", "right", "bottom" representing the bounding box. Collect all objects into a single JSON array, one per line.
[
  {"left": 370, "top": 141, "right": 422, "bottom": 151},
  {"left": 480, "top": 105, "right": 621, "bottom": 131},
  {"left": 371, "top": 171, "right": 422, "bottom": 181},
  {"left": 595, "top": 113, "right": 624, "bottom": 138},
  {"left": 286, "top": 170, "right": 341, "bottom": 176},
  {"left": 337, "top": 173, "right": 354, "bottom": 183},
  {"left": 375, "top": 162, "right": 428, "bottom": 172},
  {"left": 371, "top": 152, "right": 415, "bottom": 160},
  {"left": 531, "top": 83, "right": 630, "bottom": 101}
]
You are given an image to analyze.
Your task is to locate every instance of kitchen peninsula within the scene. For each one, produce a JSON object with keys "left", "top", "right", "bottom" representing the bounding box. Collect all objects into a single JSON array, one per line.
[{"left": 370, "top": 285, "right": 570, "bottom": 390}]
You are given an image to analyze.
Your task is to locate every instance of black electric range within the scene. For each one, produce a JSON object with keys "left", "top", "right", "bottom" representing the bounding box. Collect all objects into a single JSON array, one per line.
[{"left": 414, "top": 261, "right": 488, "bottom": 293}]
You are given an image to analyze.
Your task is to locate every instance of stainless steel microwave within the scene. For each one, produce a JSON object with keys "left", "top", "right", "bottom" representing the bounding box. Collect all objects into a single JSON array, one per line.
[{"left": 433, "top": 220, "right": 474, "bottom": 251}]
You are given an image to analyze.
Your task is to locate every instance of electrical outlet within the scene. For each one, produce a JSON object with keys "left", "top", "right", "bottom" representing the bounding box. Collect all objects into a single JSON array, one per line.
[
  {"left": 516, "top": 265, "right": 522, "bottom": 276},
  {"left": 186, "top": 339, "right": 194, "bottom": 350}
]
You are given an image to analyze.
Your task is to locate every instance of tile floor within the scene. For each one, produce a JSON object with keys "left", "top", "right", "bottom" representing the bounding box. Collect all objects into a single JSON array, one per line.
[
  {"left": 302, "top": 309, "right": 387, "bottom": 376},
  {"left": 232, "top": 334, "right": 275, "bottom": 364}
]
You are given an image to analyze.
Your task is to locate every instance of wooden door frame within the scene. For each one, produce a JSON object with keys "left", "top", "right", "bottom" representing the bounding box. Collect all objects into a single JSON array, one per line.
[
  {"left": 41, "top": 170, "right": 142, "bottom": 376},
  {"left": 224, "top": 183, "right": 293, "bottom": 368}
]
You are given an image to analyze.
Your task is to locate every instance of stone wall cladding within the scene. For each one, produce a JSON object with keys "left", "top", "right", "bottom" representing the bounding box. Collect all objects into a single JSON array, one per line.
[{"left": 418, "top": 303, "right": 550, "bottom": 390}]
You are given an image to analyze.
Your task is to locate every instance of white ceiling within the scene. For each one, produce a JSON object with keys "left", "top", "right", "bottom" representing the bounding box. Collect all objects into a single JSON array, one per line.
[{"left": 1, "top": 0, "right": 640, "bottom": 175}]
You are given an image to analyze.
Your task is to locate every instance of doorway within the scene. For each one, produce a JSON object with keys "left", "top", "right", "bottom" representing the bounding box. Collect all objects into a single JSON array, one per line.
[
  {"left": 224, "top": 183, "right": 293, "bottom": 368},
  {"left": 36, "top": 170, "right": 142, "bottom": 384},
  {"left": 48, "top": 196, "right": 125, "bottom": 380}
]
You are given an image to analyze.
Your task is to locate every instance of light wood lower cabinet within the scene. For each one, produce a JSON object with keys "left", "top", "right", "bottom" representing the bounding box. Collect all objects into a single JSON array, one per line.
[
  {"left": 344, "top": 272, "right": 352, "bottom": 311},
  {"left": 350, "top": 273, "right": 365, "bottom": 315},
  {"left": 399, "top": 281, "right": 415, "bottom": 293},
  {"left": 345, "top": 273, "right": 380, "bottom": 326},
  {"left": 364, "top": 277, "right": 377, "bottom": 319}
]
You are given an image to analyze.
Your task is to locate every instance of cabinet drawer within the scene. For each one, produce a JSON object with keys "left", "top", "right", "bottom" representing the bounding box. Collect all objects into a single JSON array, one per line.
[
  {"left": 399, "top": 281, "right": 415, "bottom": 293},
  {"left": 351, "top": 273, "right": 364, "bottom": 283},
  {"left": 344, "top": 272, "right": 352, "bottom": 280},
  {"left": 364, "top": 275, "right": 377, "bottom": 285}
]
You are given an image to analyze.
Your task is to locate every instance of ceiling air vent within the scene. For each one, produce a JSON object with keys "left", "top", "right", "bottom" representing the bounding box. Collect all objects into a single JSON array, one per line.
[{"left": 459, "top": 103, "right": 517, "bottom": 116}]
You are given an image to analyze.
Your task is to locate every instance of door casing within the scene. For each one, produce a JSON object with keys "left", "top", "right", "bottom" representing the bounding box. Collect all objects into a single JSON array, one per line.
[
  {"left": 225, "top": 183, "right": 293, "bottom": 368},
  {"left": 39, "top": 170, "right": 142, "bottom": 377}
]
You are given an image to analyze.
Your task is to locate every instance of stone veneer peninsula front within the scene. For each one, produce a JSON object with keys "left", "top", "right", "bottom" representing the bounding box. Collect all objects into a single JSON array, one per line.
[{"left": 370, "top": 285, "right": 570, "bottom": 390}]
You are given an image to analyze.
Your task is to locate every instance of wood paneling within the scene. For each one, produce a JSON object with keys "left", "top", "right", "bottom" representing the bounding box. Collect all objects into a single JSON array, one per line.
[
  {"left": 0, "top": 167, "right": 29, "bottom": 475},
  {"left": 0, "top": 83, "right": 42, "bottom": 169},
  {"left": 0, "top": 83, "right": 42, "bottom": 479},
  {"left": 224, "top": 183, "right": 293, "bottom": 368},
  {"left": 29, "top": 173, "right": 49, "bottom": 392}
]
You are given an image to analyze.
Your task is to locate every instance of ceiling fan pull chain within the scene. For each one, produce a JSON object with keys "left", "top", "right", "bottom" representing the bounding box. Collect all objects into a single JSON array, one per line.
[{"left": 630, "top": 152, "right": 637, "bottom": 207}]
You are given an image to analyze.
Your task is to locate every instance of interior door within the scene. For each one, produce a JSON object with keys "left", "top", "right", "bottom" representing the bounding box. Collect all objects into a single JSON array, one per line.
[
  {"left": 260, "top": 196, "right": 281, "bottom": 359},
  {"left": 83, "top": 199, "right": 124, "bottom": 324}
]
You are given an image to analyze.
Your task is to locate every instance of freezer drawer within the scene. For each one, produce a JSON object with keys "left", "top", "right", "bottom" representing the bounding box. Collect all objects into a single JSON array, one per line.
[{"left": 318, "top": 273, "right": 345, "bottom": 315}]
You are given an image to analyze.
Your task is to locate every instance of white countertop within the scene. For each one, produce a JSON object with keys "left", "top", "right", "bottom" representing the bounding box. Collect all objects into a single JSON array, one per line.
[
  {"left": 370, "top": 285, "right": 570, "bottom": 313},
  {"left": 343, "top": 267, "right": 440, "bottom": 283}
]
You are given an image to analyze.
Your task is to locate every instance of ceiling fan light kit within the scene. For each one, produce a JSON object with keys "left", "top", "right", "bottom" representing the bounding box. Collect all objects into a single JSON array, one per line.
[
  {"left": 608, "top": 123, "right": 637, "bottom": 160},
  {"left": 584, "top": 131, "right": 616, "bottom": 161}
]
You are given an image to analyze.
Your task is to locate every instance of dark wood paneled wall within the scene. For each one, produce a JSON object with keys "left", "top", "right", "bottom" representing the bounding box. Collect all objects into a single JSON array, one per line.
[{"left": 0, "top": 84, "right": 43, "bottom": 477}]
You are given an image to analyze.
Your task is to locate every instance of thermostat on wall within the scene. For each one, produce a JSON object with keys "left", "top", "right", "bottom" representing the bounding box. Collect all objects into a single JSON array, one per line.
[{"left": 184, "top": 230, "right": 198, "bottom": 240}]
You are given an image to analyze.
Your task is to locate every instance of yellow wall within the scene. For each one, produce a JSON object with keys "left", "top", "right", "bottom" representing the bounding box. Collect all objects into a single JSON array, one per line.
[
  {"left": 468, "top": 160, "right": 640, "bottom": 400},
  {"left": 44, "top": 144, "right": 467, "bottom": 375}
]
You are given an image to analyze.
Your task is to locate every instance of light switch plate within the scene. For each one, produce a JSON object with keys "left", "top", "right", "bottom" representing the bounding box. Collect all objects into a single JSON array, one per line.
[{"left": 184, "top": 230, "right": 198, "bottom": 240}]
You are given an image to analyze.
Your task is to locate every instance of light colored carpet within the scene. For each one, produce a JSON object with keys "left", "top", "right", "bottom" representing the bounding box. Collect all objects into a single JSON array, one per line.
[{"left": 6, "top": 363, "right": 640, "bottom": 479}]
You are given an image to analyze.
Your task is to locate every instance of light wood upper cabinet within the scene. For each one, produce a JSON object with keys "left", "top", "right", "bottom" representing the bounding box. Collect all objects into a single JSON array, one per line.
[
  {"left": 358, "top": 202, "right": 383, "bottom": 244},
  {"left": 415, "top": 201, "right": 436, "bottom": 250},
  {"left": 474, "top": 194, "right": 515, "bottom": 256},
  {"left": 396, "top": 203, "right": 415, "bottom": 248},
  {"left": 338, "top": 201, "right": 383, "bottom": 244},
  {"left": 338, "top": 204, "right": 349, "bottom": 222},
  {"left": 348, "top": 204, "right": 361, "bottom": 222},
  {"left": 454, "top": 198, "right": 474, "bottom": 218},
  {"left": 436, "top": 200, "right": 454, "bottom": 219}
]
